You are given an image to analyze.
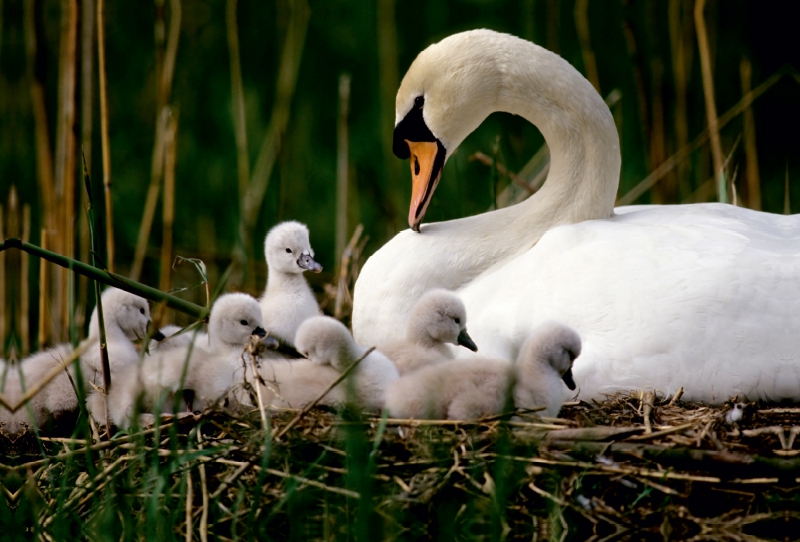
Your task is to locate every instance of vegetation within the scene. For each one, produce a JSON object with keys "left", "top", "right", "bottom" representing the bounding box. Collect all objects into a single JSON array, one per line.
[{"left": 1, "top": 0, "right": 799, "bottom": 539}]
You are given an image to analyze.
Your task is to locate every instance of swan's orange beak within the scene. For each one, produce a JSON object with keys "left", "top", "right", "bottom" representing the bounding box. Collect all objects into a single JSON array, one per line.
[{"left": 406, "top": 140, "right": 442, "bottom": 232}]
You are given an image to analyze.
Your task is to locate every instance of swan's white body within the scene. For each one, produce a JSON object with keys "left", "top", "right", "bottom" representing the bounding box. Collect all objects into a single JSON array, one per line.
[{"left": 352, "top": 29, "right": 800, "bottom": 403}]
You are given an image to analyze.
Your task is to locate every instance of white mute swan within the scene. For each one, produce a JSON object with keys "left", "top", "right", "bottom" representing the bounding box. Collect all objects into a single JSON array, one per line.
[
  {"left": 353, "top": 29, "right": 800, "bottom": 403},
  {"left": 377, "top": 289, "right": 477, "bottom": 375},
  {"left": 259, "top": 221, "right": 322, "bottom": 345},
  {"left": 385, "top": 321, "right": 581, "bottom": 420}
]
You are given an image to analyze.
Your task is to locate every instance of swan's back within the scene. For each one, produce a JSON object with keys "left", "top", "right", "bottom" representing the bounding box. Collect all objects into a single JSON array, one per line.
[{"left": 458, "top": 203, "right": 800, "bottom": 402}]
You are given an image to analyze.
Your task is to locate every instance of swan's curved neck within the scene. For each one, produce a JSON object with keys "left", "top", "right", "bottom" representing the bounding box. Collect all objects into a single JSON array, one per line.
[{"left": 482, "top": 42, "right": 620, "bottom": 228}]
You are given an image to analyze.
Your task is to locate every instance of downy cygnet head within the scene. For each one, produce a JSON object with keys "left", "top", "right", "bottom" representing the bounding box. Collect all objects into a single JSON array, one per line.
[
  {"left": 519, "top": 321, "right": 581, "bottom": 390},
  {"left": 410, "top": 289, "right": 477, "bottom": 352},
  {"left": 208, "top": 293, "right": 271, "bottom": 350},
  {"left": 295, "top": 316, "right": 359, "bottom": 368},
  {"left": 89, "top": 288, "right": 164, "bottom": 341},
  {"left": 264, "top": 221, "right": 322, "bottom": 274}
]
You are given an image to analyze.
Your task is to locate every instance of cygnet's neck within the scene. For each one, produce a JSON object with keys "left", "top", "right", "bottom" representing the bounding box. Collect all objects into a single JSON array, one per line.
[
  {"left": 405, "top": 321, "right": 450, "bottom": 355},
  {"left": 265, "top": 266, "right": 313, "bottom": 298}
]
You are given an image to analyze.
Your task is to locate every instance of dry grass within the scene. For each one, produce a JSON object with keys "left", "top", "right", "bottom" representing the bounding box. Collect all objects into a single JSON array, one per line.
[{"left": 3, "top": 391, "right": 800, "bottom": 540}]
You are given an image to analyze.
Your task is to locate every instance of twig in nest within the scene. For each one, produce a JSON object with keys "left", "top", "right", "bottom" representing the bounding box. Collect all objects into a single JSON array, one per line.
[
  {"left": 668, "top": 386, "right": 684, "bottom": 406},
  {"left": 274, "top": 347, "right": 375, "bottom": 440}
]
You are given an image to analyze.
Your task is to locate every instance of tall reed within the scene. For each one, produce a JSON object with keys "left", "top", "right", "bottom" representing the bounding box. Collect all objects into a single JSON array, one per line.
[
  {"left": 694, "top": 0, "right": 726, "bottom": 203},
  {"left": 97, "top": 0, "right": 114, "bottom": 272},
  {"left": 131, "top": 0, "right": 182, "bottom": 281}
]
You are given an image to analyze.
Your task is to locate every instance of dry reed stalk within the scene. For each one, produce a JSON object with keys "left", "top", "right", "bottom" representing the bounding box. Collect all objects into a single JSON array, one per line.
[
  {"left": 21, "top": 205, "right": 31, "bottom": 355},
  {"left": 96, "top": 0, "right": 114, "bottom": 272},
  {"left": 785, "top": 165, "right": 791, "bottom": 215},
  {"left": 0, "top": 205, "right": 4, "bottom": 355},
  {"left": 55, "top": 0, "right": 79, "bottom": 341},
  {"left": 185, "top": 469, "right": 194, "bottom": 542},
  {"left": 334, "top": 224, "right": 363, "bottom": 320},
  {"left": 197, "top": 430, "right": 209, "bottom": 542},
  {"left": 573, "top": 0, "right": 599, "bottom": 92},
  {"left": 694, "top": 0, "right": 725, "bottom": 202},
  {"left": 235, "top": 0, "right": 309, "bottom": 278},
  {"left": 131, "top": 0, "right": 182, "bottom": 281},
  {"left": 25, "top": 1, "right": 56, "bottom": 229},
  {"left": 740, "top": 57, "right": 761, "bottom": 210},
  {"left": 335, "top": 73, "right": 351, "bottom": 266},
  {"left": 377, "top": 0, "right": 400, "bottom": 229},
  {"left": 80, "top": 0, "right": 94, "bottom": 166},
  {"left": 618, "top": 67, "right": 785, "bottom": 206},
  {"left": 669, "top": 0, "right": 691, "bottom": 199},
  {"left": 38, "top": 229, "right": 48, "bottom": 349},
  {"left": 649, "top": 58, "right": 668, "bottom": 202},
  {"left": 159, "top": 113, "right": 178, "bottom": 293},
  {"left": 226, "top": 0, "right": 250, "bottom": 202},
  {"left": 621, "top": 20, "right": 650, "bottom": 154}
]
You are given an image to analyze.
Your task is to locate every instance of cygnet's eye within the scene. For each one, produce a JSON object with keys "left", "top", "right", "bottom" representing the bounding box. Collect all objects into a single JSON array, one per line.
[
  {"left": 240, "top": 320, "right": 249, "bottom": 326},
  {"left": 454, "top": 317, "right": 460, "bottom": 325},
  {"left": 140, "top": 308, "right": 145, "bottom": 315},
  {"left": 285, "top": 248, "right": 292, "bottom": 253},
  {"left": 414, "top": 96, "right": 424, "bottom": 108}
]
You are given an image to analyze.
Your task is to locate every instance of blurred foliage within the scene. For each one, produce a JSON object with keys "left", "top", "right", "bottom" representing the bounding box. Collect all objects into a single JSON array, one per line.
[{"left": 1, "top": 0, "right": 799, "bottom": 342}]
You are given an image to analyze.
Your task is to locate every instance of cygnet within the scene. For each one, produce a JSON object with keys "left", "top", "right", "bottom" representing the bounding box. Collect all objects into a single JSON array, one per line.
[
  {"left": 1, "top": 288, "right": 160, "bottom": 434},
  {"left": 253, "top": 317, "right": 399, "bottom": 411},
  {"left": 258, "top": 221, "right": 322, "bottom": 346},
  {"left": 378, "top": 289, "right": 477, "bottom": 375},
  {"left": 385, "top": 322, "right": 581, "bottom": 420},
  {"left": 92, "top": 293, "right": 273, "bottom": 428}
]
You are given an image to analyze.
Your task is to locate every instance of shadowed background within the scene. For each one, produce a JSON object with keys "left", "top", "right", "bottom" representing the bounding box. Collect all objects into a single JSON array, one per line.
[{"left": 1, "top": 0, "right": 798, "bottom": 354}]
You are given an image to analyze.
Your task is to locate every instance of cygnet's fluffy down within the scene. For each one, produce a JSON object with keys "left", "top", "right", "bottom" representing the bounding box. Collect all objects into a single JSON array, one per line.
[
  {"left": 377, "top": 289, "right": 478, "bottom": 375},
  {"left": 89, "top": 293, "right": 272, "bottom": 428},
  {"left": 1, "top": 288, "right": 158, "bottom": 434},
  {"left": 149, "top": 324, "right": 194, "bottom": 352},
  {"left": 257, "top": 316, "right": 399, "bottom": 411},
  {"left": 258, "top": 221, "right": 322, "bottom": 346},
  {"left": 385, "top": 322, "right": 581, "bottom": 420}
]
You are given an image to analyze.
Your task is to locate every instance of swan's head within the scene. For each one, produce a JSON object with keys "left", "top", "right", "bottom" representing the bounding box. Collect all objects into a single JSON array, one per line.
[
  {"left": 208, "top": 293, "right": 269, "bottom": 351},
  {"left": 150, "top": 324, "right": 192, "bottom": 351},
  {"left": 519, "top": 322, "right": 581, "bottom": 390},
  {"left": 264, "top": 221, "right": 322, "bottom": 275},
  {"left": 408, "top": 289, "right": 478, "bottom": 352},
  {"left": 88, "top": 288, "right": 163, "bottom": 341},
  {"left": 394, "top": 29, "right": 509, "bottom": 231},
  {"left": 295, "top": 316, "right": 358, "bottom": 368}
]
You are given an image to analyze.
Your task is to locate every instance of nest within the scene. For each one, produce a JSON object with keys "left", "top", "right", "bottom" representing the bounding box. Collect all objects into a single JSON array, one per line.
[{"left": 3, "top": 391, "right": 800, "bottom": 540}]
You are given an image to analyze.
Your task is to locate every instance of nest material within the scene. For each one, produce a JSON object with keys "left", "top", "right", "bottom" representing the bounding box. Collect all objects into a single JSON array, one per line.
[{"left": 3, "top": 391, "right": 800, "bottom": 540}]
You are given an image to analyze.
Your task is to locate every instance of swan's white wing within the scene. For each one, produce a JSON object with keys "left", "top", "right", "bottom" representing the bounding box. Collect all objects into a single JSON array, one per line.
[{"left": 458, "top": 204, "right": 800, "bottom": 402}]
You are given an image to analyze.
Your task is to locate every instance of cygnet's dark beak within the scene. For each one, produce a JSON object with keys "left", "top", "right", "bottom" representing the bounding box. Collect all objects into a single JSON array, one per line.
[
  {"left": 297, "top": 253, "right": 322, "bottom": 273},
  {"left": 562, "top": 367, "right": 577, "bottom": 391},
  {"left": 263, "top": 335, "right": 280, "bottom": 349},
  {"left": 456, "top": 329, "right": 478, "bottom": 352},
  {"left": 252, "top": 326, "right": 267, "bottom": 338},
  {"left": 149, "top": 322, "right": 167, "bottom": 342}
]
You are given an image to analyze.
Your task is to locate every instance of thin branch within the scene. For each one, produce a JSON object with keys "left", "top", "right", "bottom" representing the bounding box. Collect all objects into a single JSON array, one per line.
[{"left": 96, "top": 0, "right": 114, "bottom": 271}]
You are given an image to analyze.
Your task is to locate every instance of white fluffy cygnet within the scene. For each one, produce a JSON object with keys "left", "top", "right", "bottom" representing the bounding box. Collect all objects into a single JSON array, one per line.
[
  {"left": 91, "top": 293, "right": 273, "bottom": 428},
  {"left": 385, "top": 322, "right": 581, "bottom": 420},
  {"left": 256, "top": 316, "right": 399, "bottom": 411},
  {"left": 258, "top": 221, "right": 322, "bottom": 346},
  {"left": 1, "top": 288, "right": 157, "bottom": 434},
  {"left": 377, "top": 289, "right": 477, "bottom": 375}
]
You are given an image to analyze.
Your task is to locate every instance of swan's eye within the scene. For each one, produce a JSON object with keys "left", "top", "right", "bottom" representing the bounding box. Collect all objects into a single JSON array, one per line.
[
  {"left": 414, "top": 156, "right": 420, "bottom": 175},
  {"left": 240, "top": 320, "right": 248, "bottom": 326},
  {"left": 140, "top": 308, "right": 145, "bottom": 315},
  {"left": 454, "top": 317, "right": 460, "bottom": 325},
  {"left": 414, "top": 96, "right": 424, "bottom": 108},
  {"left": 285, "top": 248, "right": 292, "bottom": 253}
]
